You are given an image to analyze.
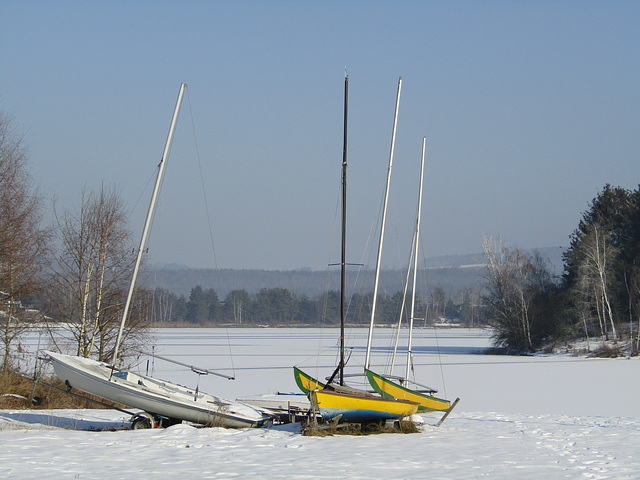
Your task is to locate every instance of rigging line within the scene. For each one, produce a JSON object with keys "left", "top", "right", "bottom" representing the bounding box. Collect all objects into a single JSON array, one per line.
[
  {"left": 132, "top": 168, "right": 163, "bottom": 299},
  {"left": 327, "top": 173, "right": 367, "bottom": 365},
  {"left": 349, "top": 181, "right": 387, "bottom": 343},
  {"left": 334, "top": 169, "right": 357, "bottom": 351},
  {"left": 302, "top": 172, "right": 345, "bottom": 374},
  {"left": 341, "top": 172, "right": 376, "bottom": 317},
  {"left": 185, "top": 87, "right": 219, "bottom": 272},
  {"left": 206, "top": 356, "right": 602, "bottom": 372},
  {"left": 389, "top": 229, "right": 418, "bottom": 374},
  {"left": 323, "top": 175, "right": 344, "bottom": 369},
  {"left": 185, "top": 87, "right": 236, "bottom": 379},
  {"left": 432, "top": 323, "right": 447, "bottom": 398},
  {"left": 388, "top": 183, "right": 408, "bottom": 290},
  {"left": 145, "top": 168, "right": 166, "bottom": 297},
  {"left": 417, "top": 234, "right": 434, "bottom": 327},
  {"left": 131, "top": 169, "right": 158, "bottom": 218},
  {"left": 145, "top": 116, "right": 175, "bottom": 251},
  {"left": 361, "top": 173, "right": 397, "bottom": 362},
  {"left": 120, "top": 101, "right": 180, "bottom": 349},
  {"left": 416, "top": 231, "right": 448, "bottom": 395}
]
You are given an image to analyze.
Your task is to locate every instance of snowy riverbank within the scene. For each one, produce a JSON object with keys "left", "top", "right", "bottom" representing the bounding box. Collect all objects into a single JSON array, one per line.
[{"left": 1, "top": 408, "right": 638, "bottom": 479}]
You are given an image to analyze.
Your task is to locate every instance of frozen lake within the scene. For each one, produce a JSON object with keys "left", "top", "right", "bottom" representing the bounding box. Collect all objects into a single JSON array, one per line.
[{"left": 22, "top": 326, "right": 639, "bottom": 417}]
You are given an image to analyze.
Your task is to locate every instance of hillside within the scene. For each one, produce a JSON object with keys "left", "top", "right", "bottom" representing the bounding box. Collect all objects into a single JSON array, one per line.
[
  {"left": 141, "top": 247, "right": 564, "bottom": 297},
  {"left": 141, "top": 264, "right": 484, "bottom": 298}
]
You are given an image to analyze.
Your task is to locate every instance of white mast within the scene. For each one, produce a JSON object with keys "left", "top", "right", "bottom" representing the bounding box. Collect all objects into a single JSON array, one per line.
[
  {"left": 112, "top": 83, "right": 187, "bottom": 365},
  {"left": 405, "top": 136, "right": 426, "bottom": 382},
  {"left": 365, "top": 76, "right": 402, "bottom": 370}
]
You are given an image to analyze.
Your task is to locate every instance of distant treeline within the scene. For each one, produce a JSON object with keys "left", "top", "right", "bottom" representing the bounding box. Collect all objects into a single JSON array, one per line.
[
  {"left": 142, "top": 248, "right": 565, "bottom": 299},
  {"left": 149, "top": 285, "right": 482, "bottom": 327},
  {"left": 142, "top": 263, "right": 487, "bottom": 298},
  {"left": 143, "top": 248, "right": 565, "bottom": 327}
]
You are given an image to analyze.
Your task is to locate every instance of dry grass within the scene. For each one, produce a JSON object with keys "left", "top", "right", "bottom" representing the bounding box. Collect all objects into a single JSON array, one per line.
[
  {"left": 303, "top": 418, "right": 420, "bottom": 437},
  {"left": 591, "top": 343, "right": 623, "bottom": 358},
  {"left": 0, "top": 370, "right": 123, "bottom": 410}
]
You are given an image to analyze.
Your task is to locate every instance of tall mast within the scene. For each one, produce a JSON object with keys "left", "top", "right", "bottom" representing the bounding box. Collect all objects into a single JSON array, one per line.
[
  {"left": 405, "top": 136, "right": 426, "bottom": 381},
  {"left": 365, "top": 76, "right": 402, "bottom": 370},
  {"left": 112, "top": 83, "right": 187, "bottom": 364},
  {"left": 339, "top": 73, "right": 348, "bottom": 386}
]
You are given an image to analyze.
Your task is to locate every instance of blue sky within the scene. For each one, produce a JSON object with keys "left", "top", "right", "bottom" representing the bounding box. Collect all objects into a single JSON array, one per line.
[{"left": 1, "top": 1, "right": 638, "bottom": 270}]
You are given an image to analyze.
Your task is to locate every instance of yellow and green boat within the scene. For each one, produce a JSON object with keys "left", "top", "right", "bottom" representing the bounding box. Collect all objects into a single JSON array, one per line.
[
  {"left": 292, "top": 77, "right": 421, "bottom": 425},
  {"left": 309, "top": 387, "right": 419, "bottom": 423},
  {"left": 293, "top": 366, "right": 326, "bottom": 395},
  {"left": 294, "top": 367, "right": 419, "bottom": 422},
  {"left": 366, "top": 369, "right": 451, "bottom": 412}
]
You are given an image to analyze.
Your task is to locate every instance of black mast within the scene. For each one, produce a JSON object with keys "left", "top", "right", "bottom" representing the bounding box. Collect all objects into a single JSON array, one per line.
[{"left": 340, "top": 73, "right": 348, "bottom": 386}]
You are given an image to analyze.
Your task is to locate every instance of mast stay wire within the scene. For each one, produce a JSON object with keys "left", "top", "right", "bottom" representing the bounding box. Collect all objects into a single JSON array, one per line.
[
  {"left": 137, "top": 85, "right": 237, "bottom": 380},
  {"left": 184, "top": 86, "right": 237, "bottom": 380},
  {"left": 418, "top": 230, "right": 448, "bottom": 399}
]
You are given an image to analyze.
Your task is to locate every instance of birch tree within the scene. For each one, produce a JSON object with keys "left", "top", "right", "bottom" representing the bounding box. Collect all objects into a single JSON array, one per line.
[
  {"left": 0, "top": 113, "right": 47, "bottom": 371},
  {"left": 151, "top": 288, "right": 176, "bottom": 324},
  {"left": 580, "top": 225, "right": 618, "bottom": 340},
  {"left": 222, "top": 289, "right": 251, "bottom": 325},
  {"left": 46, "top": 185, "right": 147, "bottom": 362}
]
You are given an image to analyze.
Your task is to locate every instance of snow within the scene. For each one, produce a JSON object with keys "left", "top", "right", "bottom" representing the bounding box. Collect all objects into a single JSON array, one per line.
[{"left": 2, "top": 328, "right": 639, "bottom": 479}]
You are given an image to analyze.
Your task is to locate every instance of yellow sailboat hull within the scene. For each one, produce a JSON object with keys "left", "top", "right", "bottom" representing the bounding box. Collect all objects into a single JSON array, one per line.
[
  {"left": 366, "top": 369, "right": 451, "bottom": 412},
  {"left": 310, "top": 388, "right": 419, "bottom": 423}
]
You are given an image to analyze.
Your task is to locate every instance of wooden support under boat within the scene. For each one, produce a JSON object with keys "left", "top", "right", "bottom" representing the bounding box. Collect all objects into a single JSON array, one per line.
[{"left": 434, "top": 397, "right": 460, "bottom": 427}]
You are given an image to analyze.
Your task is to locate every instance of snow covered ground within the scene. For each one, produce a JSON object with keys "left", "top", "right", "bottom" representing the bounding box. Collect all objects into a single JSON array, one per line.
[{"left": 2, "top": 327, "right": 639, "bottom": 479}]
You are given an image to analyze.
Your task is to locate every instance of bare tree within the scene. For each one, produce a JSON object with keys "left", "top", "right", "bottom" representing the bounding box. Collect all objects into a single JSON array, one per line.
[
  {"left": 429, "top": 287, "right": 447, "bottom": 321},
  {"left": 623, "top": 270, "right": 640, "bottom": 356},
  {"left": 572, "top": 264, "right": 594, "bottom": 350},
  {"left": 150, "top": 288, "right": 175, "bottom": 325},
  {"left": 632, "top": 275, "right": 640, "bottom": 355},
  {"left": 480, "top": 236, "right": 553, "bottom": 352},
  {"left": 0, "top": 113, "right": 47, "bottom": 371},
  {"left": 46, "top": 185, "right": 147, "bottom": 362}
]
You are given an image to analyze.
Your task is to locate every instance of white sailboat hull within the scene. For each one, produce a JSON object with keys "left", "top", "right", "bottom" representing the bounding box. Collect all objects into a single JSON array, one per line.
[{"left": 45, "top": 351, "right": 273, "bottom": 428}]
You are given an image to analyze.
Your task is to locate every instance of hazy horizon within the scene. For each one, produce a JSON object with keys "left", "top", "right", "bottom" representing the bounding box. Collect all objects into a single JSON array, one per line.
[{"left": 2, "top": 1, "right": 637, "bottom": 270}]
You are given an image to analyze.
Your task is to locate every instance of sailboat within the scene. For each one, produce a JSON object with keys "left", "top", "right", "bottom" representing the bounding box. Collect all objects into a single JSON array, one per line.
[
  {"left": 293, "top": 75, "right": 419, "bottom": 424},
  {"left": 45, "top": 84, "right": 274, "bottom": 429},
  {"left": 365, "top": 137, "right": 453, "bottom": 413}
]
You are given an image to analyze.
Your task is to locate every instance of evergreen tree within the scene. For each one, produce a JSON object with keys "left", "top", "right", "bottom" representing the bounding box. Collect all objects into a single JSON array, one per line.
[
  {"left": 173, "top": 295, "right": 188, "bottom": 322},
  {"left": 186, "top": 286, "right": 208, "bottom": 324},
  {"left": 297, "top": 294, "right": 317, "bottom": 324},
  {"left": 204, "top": 288, "right": 219, "bottom": 322},
  {"left": 255, "top": 287, "right": 297, "bottom": 324},
  {"left": 562, "top": 185, "right": 640, "bottom": 342}
]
